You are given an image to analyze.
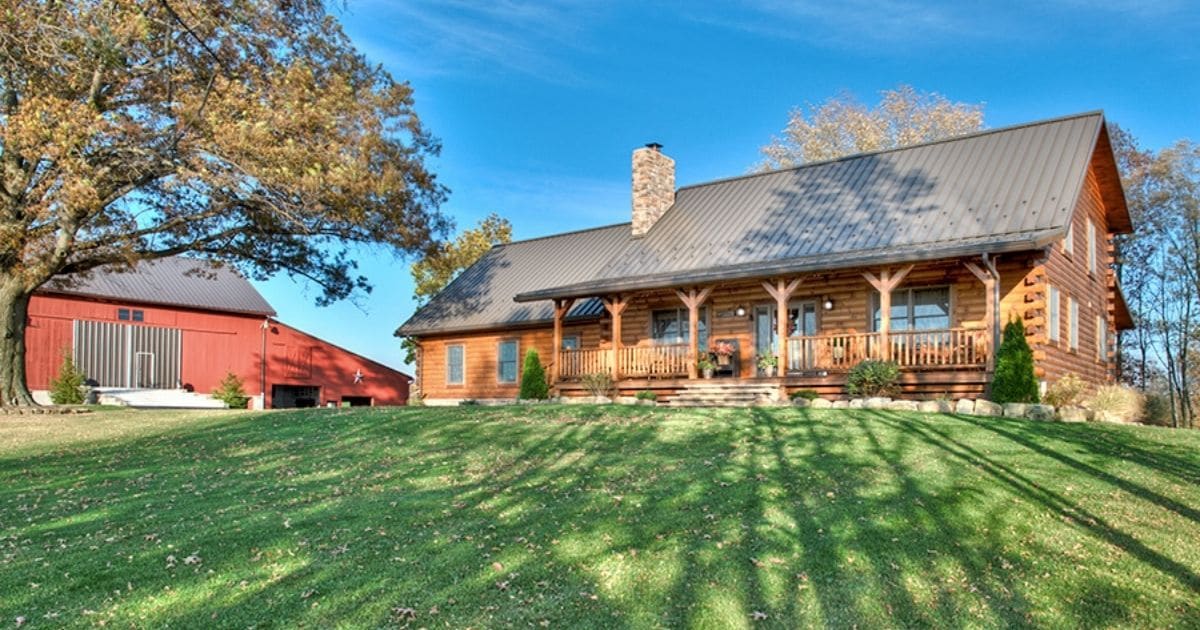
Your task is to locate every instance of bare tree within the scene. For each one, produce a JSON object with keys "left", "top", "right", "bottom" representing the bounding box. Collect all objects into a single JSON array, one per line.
[{"left": 757, "top": 85, "right": 984, "bottom": 170}]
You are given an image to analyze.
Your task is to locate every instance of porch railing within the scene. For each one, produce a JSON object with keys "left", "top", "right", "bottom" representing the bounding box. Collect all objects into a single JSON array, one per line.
[
  {"left": 557, "top": 348, "right": 612, "bottom": 379},
  {"left": 558, "top": 329, "right": 988, "bottom": 381},
  {"left": 784, "top": 328, "right": 989, "bottom": 372},
  {"left": 618, "top": 344, "right": 690, "bottom": 378},
  {"left": 557, "top": 344, "right": 690, "bottom": 380},
  {"left": 887, "top": 328, "right": 989, "bottom": 368}
]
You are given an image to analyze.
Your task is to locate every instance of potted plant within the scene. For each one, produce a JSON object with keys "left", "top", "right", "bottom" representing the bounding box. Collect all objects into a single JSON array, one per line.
[
  {"left": 757, "top": 354, "right": 778, "bottom": 378},
  {"left": 697, "top": 358, "right": 717, "bottom": 379},
  {"left": 710, "top": 340, "right": 736, "bottom": 366}
]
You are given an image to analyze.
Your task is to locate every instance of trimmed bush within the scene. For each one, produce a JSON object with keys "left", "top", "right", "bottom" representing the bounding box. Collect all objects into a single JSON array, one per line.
[
  {"left": 518, "top": 349, "right": 549, "bottom": 400},
  {"left": 635, "top": 390, "right": 658, "bottom": 401},
  {"left": 49, "top": 354, "right": 87, "bottom": 405},
  {"left": 790, "top": 389, "right": 820, "bottom": 401},
  {"left": 991, "top": 319, "right": 1039, "bottom": 404},
  {"left": 212, "top": 371, "right": 250, "bottom": 409},
  {"left": 1043, "top": 373, "right": 1086, "bottom": 408},
  {"left": 846, "top": 360, "right": 901, "bottom": 397}
]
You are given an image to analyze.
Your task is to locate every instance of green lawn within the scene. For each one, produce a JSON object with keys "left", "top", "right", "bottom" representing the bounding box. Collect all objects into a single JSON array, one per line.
[{"left": 2, "top": 406, "right": 1199, "bottom": 628}]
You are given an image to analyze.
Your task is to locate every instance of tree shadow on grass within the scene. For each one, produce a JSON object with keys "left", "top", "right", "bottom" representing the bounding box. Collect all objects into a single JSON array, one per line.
[{"left": 868, "top": 410, "right": 1200, "bottom": 599}]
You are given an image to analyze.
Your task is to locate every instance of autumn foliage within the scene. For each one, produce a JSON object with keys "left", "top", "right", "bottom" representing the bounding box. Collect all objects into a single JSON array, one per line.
[{"left": 0, "top": 1, "right": 447, "bottom": 404}]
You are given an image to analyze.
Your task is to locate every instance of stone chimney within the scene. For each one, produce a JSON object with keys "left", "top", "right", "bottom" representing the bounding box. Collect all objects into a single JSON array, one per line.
[{"left": 631, "top": 142, "right": 675, "bottom": 237}]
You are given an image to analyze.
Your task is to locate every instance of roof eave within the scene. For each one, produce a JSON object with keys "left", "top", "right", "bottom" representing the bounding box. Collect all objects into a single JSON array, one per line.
[{"left": 514, "top": 233, "right": 1060, "bottom": 303}]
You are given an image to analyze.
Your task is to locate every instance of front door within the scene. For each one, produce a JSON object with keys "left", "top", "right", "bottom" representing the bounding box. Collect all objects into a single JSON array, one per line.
[{"left": 755, "top": 302, "right": 818, "bottom": 374}]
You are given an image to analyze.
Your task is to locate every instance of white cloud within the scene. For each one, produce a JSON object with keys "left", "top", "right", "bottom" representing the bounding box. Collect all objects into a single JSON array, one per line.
[{"left": 343, "top": 0, "right": 604, "bottom": 84}]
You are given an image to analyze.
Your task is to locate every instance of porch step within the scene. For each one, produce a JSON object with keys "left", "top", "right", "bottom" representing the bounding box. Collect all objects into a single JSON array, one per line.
[{"left": 666, "top": 381, "right": 781, "bottom": 408}]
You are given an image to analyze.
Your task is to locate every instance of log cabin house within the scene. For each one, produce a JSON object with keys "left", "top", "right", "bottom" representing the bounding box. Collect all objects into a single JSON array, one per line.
[{"left": 397, "top": 111, "right": 1134, "bottom": 404}]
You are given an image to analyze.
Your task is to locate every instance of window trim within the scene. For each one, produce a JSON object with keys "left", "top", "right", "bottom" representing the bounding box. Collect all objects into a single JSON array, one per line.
[
  {"left": 1087, "top": 217, "right": 1097, "bottom": 275},
  {"left": 497, "top": 339, "right": 519, "bottom": 384},
  {"left": 446, "top": 343, "right": 465, "bottom": 386},
  {"left": 1096, "top": 314, "right": 1107, "bottom": 363},
  {"left": 561, "top": 334, "right": 581, "bottom": 350},
  {"left": 1047, "top": 285, "right": 1060, "bottom": 343},
  {"left": 1068, "top": 298, "right": 1079, "bottom": 352},
  {"left": 870, "top": 285, "right": 953, "bottom": 332},
  {"left": 1064, "top": 220, "right": 1075, "bottom": 256}
]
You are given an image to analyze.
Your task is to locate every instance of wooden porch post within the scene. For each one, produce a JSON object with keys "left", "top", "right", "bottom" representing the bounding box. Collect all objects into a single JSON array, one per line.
[
  {"left": 550, "top": 298, "right": 575, "bottom": 385},
  {"left": 964, "top": 259, "right": 999, "bottom": 372},
  {"left": 603, "top": 296, "right": 628, "bottom": 381},
  {"left": 761, "top": 278, "right": 803, "bottom": 375},
  {"left": 675, "top": 286, "right": 713, "bottom": 379},
  {"left": 862, "top": 265, "right": 914, "bottom": 362}
]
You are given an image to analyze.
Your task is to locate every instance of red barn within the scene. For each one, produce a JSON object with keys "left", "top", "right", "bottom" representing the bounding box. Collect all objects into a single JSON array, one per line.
[{"left": 26, "top": 257, "right": 410, "bottom": 408}]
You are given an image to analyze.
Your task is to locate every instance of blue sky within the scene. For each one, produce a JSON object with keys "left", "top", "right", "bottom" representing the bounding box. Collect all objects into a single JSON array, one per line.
[{"left": 253, "top": 0, "right": 1199, "bottom": 371}]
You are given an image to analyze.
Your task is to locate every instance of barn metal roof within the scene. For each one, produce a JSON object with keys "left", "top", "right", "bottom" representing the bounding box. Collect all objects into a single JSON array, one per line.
[
  {"left": 396, "top": 224, "right": 628, "bottom": 336},
  {"left": 42, "top": 256, "right": 277, "bottom": 316},
  {"left": 400, "top": 111, "right": 1127, "bottom": 335}
]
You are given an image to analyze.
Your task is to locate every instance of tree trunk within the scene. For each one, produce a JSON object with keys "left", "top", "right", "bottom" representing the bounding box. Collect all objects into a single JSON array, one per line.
[{"left": 0, "top": 282, "right": 37, "bottom": 406}]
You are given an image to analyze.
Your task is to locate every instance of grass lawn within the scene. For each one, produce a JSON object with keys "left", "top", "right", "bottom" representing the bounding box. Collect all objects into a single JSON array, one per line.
[{"left": 2, "top": 406, "right": 1200, "bottom": 628}]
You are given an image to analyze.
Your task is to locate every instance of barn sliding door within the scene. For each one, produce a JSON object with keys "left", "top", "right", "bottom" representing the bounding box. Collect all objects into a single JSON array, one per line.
[{"left": 73, "top": 320, "right": 182, "bottom": 388}]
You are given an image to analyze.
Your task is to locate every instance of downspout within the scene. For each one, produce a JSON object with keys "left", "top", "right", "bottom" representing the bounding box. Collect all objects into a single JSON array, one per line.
[{"left": 260, "top": 317, "right": 270, "bottom": 409}]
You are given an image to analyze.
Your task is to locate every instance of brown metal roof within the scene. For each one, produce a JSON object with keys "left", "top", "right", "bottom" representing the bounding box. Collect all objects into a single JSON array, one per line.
[
  {"left": 41, "top": 256, "right": 276, "bottom": 316},
  {"left": 396, "top": 224, "right": 628, "bottom": 336},
  {"left": 401, "top": 111, "right": 1128, "bottom": 334}
]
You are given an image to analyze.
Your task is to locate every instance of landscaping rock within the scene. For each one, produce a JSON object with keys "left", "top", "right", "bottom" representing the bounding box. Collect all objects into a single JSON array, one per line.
[
  {"left": 792, "top": 398, "right": 811, "bottom": 408},
  {"left": 1057, "top": 406, "right": 1091, "bottom": 423},
  {"left": 865, "top": 397, "right": 891, "bottom": 409},
  {"left": 832, "top": 400, "right": 849, "bottom": 409},
  {"left": 1093, "top": 410, "right": 1126, "bottom": 424},
  {"left": 918, "top": 400, "right": 950, "bottom": 414},
  {"left": 810, "top": 398, "right": 833, "bottom": 409},
  {"left": 887, "top": 400, "right": 920, "bottom": 412},
  {"left": 972, "top": 400, "right": 1003, "bottom": 416},
  {"left": 564, "top": 395, "right": 612, "bottom": 405},
  {"left": 848, "top": 398, "right": 865, "bottom": 409},
  {"left": 1003, "top": 403, "right": 1029, "bottom": 418},
  {"left": 955, "top": 399, "right": 975, "bottom": 415},
  {"left": 1025, "top": 404, "right": 1056, "bottom": 421}
]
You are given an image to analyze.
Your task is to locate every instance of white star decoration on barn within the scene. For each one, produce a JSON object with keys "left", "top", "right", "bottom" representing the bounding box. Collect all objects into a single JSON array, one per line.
[{"left": 353, "top": 369, "right": 364, "bottom": 384}]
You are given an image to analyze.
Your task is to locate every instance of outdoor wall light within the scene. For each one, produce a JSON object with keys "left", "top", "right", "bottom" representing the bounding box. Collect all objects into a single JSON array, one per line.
[
  {"left": 734, "top": 305, "right": 747, "bottom": 317},
  {"left": 823, "top": 297, "right": 835, "bottom": 311}
]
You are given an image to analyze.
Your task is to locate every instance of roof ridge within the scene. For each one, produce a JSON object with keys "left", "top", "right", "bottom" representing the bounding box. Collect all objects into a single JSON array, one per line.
[
  {"left": 676, "top": 109, "right": 1106, "bottom": 193},
  {"left": 497, "top": 221, "right": 631, "bottom": 248}
]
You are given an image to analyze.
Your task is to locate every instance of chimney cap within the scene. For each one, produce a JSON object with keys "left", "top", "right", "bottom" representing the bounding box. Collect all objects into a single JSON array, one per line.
[{"left": 644, "top": 142, "right": 663, "bottom": 152}]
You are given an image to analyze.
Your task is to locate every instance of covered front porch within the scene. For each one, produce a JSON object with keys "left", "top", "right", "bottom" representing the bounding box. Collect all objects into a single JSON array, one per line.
[{"left": 541, "top": 257, "right": 1008, "bottom": 397}]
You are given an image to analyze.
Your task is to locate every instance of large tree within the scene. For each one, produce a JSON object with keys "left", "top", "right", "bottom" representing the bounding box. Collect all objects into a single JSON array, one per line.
[
  {"left": 1112, "top": 126, "right": 1199, "bottom": 428},
  {"left": 757, "top": 85, "right": 984, "bottom": 170},
  {"left": 0, "top": 1, "right": 448, "bottom": 404},
  {"left": 397, "top": 212, "right": 511, "bottom": 366}
]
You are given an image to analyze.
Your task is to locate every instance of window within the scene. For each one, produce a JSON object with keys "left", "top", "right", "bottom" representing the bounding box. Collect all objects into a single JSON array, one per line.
[
  {"left": 1087, "top": 217, "right": 1097, "bottom": 274},
  {"left": 1096, "top": 315, "right": 1107, "bottom": 362},
  {"left": 872, "top": 287, "right": 951, "bottom": 331},
  {"left": 1047, "top": 285, "right": 1060, "bottom": 342},
  {"left": 497, "top": 340, "right": 518, "bottom": 383},
  {"left": 117, "top": 308, "right": 144, "bottom": 321},
  {"left": 1064, "top": 221, "right": 1074, "bottom": 255},
  {"left": 1068, "top": 298, "right": 1079, "bottom": 351},
  {"left": 446, "top": 344, "right": 464, "bottom": 385},
  {"left": 651, "top": 307, "right": 708, "bottom": 347},
  {"left": 561, "top": 335, "right": 580, "bottom": 350}
]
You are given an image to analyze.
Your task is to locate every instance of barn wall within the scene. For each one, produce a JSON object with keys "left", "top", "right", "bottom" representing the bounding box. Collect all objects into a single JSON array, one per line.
[{"left": 26, "top": 294, "right": 410, "bottom": 406}]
